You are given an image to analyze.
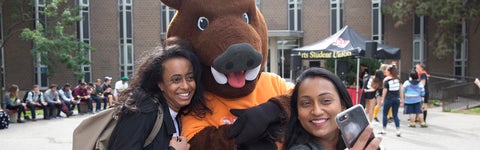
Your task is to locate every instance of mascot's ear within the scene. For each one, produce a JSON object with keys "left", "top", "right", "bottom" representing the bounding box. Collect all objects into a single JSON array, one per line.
[{"left": 160, "top": 0, "right": 182, "bottom": 10}]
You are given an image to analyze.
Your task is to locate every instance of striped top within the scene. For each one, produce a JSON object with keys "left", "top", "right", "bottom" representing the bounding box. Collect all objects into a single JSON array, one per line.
[{"left": 402, "top": 80, "right": 425, "bottom": 104}]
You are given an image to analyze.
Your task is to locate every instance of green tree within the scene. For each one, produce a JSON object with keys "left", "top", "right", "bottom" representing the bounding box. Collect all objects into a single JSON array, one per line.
[
  {"left": 383, "top": 0, "right": 480, "bottom": 58},
  {"left": 325, "top": 58, "right": 381, "bottom": 86},
  {"left": 15, "top": 0, "right": 92, "bottom": 79}
]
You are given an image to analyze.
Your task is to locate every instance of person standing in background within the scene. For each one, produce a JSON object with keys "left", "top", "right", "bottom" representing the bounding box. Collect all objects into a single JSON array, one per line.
[
  {"left": 475, "top": 78, "right": 480, "bottom": 88},
  {"left": 373, "top": 64, "right": 392, "bottom": 122},
  {"left": 402, "top": 70, "right": 427, "bottom": 128},
  {"left": 415, "top": 64, "right": 430, "bottom": 123},
  {"left": 363, "top": 70, "right": 384, "bottom": 122},
  {"left": 378, "top": 65, "right": 403, "bottom": 137}
]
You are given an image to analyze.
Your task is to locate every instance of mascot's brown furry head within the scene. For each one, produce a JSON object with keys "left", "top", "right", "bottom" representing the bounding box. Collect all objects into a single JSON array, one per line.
[{"left": 161, "top": 0, "right": 268, "bottom": 98}]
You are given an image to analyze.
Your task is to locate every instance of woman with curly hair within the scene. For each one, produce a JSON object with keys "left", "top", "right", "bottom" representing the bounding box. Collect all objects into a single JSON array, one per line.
[{"left": 108, "top": 37, "right": 211, "bottom": 150}]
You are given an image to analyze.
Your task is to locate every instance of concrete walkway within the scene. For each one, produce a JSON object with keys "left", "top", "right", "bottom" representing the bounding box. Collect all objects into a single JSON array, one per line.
[
  {"left": 372, "top": 106, "right": 480, "bottom": 150},
  {"left": 1, "top": 106, "right": 480, "bottom": 150}
]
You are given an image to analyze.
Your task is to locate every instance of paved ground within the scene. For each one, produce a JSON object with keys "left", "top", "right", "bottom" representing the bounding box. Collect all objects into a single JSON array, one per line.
[
  {"left": 372, "top": 106, "right": 480, "bottom": 150},
  {"left": 1, "top": 106, "right": 480, "bottom": 150}
]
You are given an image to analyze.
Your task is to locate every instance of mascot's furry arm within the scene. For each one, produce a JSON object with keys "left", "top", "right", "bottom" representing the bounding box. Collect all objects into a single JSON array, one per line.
[
  {"left": 188, "top": 95, "right": 292, "bottom": 150},
  {"left": 188, "top": 125, "right": 236, "bottom": 150},
  {"left": 232, "top": 95, "right": 292, "bottom": 149}
]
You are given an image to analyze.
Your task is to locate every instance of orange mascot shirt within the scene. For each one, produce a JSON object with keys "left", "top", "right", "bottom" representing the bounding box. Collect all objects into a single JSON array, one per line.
[{"left": 182, "top": 72, "right": 294, "bottom": 140}]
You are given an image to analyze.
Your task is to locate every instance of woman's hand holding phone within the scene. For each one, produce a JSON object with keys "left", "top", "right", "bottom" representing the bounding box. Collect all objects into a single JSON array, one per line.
[
  {"left": 336, "top": 105, "right": 382, "bottom": 149},
  {"left": 350, "top": 125, "right": 382, "bottom": 150}
]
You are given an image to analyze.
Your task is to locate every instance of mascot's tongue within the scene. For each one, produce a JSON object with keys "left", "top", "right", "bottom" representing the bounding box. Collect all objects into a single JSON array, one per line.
[{"left": 227, "top": 71, "right": 245, "bottom": 88}]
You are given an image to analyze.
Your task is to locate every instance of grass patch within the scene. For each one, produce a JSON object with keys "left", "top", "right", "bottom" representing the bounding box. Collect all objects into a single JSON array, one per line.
[
  {"left": 430, "top": 99, "right": 442, "bottom": 107},
  {"left": 467, "top": 107, "right": 480, "bottom": 113},
  {"left": 451, "top": 106, "right": 480, "bottom": 115}
]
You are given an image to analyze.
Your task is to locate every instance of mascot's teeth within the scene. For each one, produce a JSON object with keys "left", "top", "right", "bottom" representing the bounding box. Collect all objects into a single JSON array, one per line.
[
  {"left": 245, "top": 65, "right": 261, "bottom": 81},
  {"left": 211, "top": 67, "right": 228, "bottom": 84}
]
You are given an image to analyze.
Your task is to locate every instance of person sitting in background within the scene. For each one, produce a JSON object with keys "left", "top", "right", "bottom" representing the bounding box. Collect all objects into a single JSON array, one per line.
[
  {"left": 94, "top": 78, "right": 107, "bottom": 110},
  {"left": 114, "top": 76, "right": 129, "bottom": 102},
  {"left": 284, "top": 68, "right": 381, "bottom": 150},
  {"left": 73, "top": 82, "right": 93, "bottom": 114},
  {"left": 88, "top": 82, "right": 102, "bottom": 112},
  {"left": 58, "top": 83, "right": 76, "bottom": 117},
  {"left": 2, "top": 84, "right": 27, "bottom": 123},
  {"left": 25, "top": 85, "right": 47, "bottom": 121},
  {"left": 101, "top": 77, "right": 114, "bottom": 107},
  {"left": 44, "top": 84, "right": 63, "bottom": 119}
]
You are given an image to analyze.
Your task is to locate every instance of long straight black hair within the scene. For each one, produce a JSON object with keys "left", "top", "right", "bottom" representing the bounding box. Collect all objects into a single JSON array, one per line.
[{"left": 284, "top": 67, "right": 353, "bottom": 150}]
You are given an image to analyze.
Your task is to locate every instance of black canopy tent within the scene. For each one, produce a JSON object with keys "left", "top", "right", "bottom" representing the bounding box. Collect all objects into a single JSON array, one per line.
[
  {"left": 293, "top": 26, "right": 400, "bottom": 59},
  {"left": 292, "top": 26, "right": 400, "bottom": 103}
]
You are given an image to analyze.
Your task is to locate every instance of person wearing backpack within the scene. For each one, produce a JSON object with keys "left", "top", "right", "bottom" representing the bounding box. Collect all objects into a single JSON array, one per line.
[
  {"left": 106, "top": 38, "right": 211, "bottom": 150},
  {"left": 25, "top": 85, "right": 48, "bottom": 121}
]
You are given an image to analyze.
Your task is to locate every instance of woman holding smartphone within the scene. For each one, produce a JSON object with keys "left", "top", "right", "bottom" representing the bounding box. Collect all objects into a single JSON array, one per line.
[{"left": 284, "top": 67, "right": 382, "bottom": 150}]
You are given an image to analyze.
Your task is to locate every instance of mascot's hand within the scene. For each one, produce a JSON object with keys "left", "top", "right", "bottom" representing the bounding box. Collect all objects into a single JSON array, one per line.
[{"left": 228, "top": 101, "right": 282, "bottom": 144}]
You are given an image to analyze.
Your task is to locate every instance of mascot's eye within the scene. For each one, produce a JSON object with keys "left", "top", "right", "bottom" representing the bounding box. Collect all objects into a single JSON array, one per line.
[
  {"left": 197, "top": 16, "right": 209, "bottom": 31},
  {"left": 242, "top": 13, "right": 250, "bottom": 24}
]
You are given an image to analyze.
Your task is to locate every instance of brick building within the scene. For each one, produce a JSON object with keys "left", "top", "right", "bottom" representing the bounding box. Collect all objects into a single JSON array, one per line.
[{"left": 1, "top": 0, "right": 479, "bottom": 99}]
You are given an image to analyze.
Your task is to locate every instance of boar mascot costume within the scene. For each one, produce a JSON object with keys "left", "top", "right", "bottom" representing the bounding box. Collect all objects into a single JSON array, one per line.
[{"left": 160, "top": 0, "right": 293, "bottom": 149}]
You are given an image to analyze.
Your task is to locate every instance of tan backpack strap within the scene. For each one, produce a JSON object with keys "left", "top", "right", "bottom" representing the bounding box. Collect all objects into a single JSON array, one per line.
[{"left": 143, "top": 97, "right": 164, "bottom": 148}]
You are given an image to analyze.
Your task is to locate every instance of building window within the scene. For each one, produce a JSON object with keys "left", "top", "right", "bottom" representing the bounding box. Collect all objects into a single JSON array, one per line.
[
  {"left": 371, "top": 0, "right": 383, "bottom": 42},
  {"left": 34, "top": 0, "right": 48, "bottom": 88},
  {"left": 78, "top": 0, "right": 91, "bottom": 83},
  {"left": 454, "top": 21, "right": 468, "bottom": 79},
  {"left": 161, "top": 4, "right": 176, "bottom": 39},
  {"left": 0, "top": 8, "right": 4, "bottom": 89},
  {"left": 80, "top": 0, "right": 89, "bottom": 6},
  {"left": 412, "top": 15, "right": 426, "bottom": 66},
  {"left": 288, "top": 0, "right": 302, "bottom": 31},
  {"left": 119, "top": 0, "right": 134, "bottom": 77},
  {"left": 330, "top": 0, "right": 343, "bottom": 34}
]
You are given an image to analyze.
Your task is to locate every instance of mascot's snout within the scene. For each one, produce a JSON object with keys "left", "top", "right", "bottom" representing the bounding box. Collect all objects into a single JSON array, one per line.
[{"left": 212, "top": 43, "right": 262, "bottom": 88}]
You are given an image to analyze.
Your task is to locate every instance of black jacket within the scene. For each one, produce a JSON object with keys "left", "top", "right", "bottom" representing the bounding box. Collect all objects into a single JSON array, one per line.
[{"left": 108, "top": 97, "right": 180, "bottom": 150}]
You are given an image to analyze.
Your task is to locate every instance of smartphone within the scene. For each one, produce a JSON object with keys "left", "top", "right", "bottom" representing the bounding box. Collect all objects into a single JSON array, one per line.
[{"left": 336, "top": 104, "right": 372, "bottom": 148}]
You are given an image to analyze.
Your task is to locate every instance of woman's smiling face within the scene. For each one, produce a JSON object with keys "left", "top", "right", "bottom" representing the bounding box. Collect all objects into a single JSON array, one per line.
[
  {"left": 297, "top": 76, "right": 344, "bottom": 141},
  {"left": 157, "top": 57, "right": 196, "bottom": 112}
]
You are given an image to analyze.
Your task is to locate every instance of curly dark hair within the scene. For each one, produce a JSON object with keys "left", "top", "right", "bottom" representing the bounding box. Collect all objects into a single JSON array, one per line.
[
  {"left": 113, "top": 37, "right": 211, "bottom": 118},
  {"left": 284, "top": 67, "right": 353, "bottom": 150}
]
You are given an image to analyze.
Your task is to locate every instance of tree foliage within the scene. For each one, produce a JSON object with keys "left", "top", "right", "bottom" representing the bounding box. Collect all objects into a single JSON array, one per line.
[
  {"left": 383, "top": 0, "right": 480, "bottom": 58},
  {"left": 17, "top": 0, "right": 93, "bottom": 79},
  {"left": 325, "top": 58, "right": 381, "bottom": 86}
]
